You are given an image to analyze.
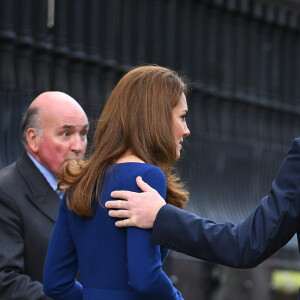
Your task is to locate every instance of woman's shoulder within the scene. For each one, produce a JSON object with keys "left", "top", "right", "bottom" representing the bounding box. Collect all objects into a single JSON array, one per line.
[
  {"left": 136, "top": 164, "right": 167, "bottom": 191},
  {"left": 105, "top": 163, "right": 167, "bottom": 198},
  {"left": 139, "top": 163, "right": 165, "bottom": 178},
  {"left": 112, "top": 162, "right": 166, "bottom": 186},
  {"left": 119, "top": 162, "right": 165, "bottom": 178}
]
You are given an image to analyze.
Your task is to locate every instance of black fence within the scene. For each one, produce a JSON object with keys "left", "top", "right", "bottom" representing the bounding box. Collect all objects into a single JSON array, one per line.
[{"left": 1, "top": 0, "right": 300, "bottom": 299}]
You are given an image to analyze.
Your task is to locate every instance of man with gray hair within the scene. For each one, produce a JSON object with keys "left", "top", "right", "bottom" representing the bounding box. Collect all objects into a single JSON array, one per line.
[{"left": 0, "top": 91, "right": 89, "bottom": 299}]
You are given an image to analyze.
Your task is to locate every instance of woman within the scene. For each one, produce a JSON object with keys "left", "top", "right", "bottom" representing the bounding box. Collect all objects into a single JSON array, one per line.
[{"left": 43, "top": 65, "right": 190, "bottom": 299}]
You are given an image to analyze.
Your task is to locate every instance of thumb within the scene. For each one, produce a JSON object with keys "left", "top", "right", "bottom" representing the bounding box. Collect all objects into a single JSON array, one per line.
[{"left": 136, "top": 176, "right": 153, "bottom": 192}]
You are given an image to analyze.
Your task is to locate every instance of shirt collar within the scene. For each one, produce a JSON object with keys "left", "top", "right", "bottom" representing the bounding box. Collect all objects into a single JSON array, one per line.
[{"left": 26, "top": 152, "right": 58, "bottom": 191}]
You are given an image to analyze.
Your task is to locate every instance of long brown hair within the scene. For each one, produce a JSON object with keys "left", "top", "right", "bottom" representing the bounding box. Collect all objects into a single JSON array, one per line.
[{"left": 60, "top": 65, "right": 189, "bottom": 216}]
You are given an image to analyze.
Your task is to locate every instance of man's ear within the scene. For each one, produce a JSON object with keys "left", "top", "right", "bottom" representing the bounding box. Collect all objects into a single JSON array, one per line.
[{"left": 26, "top": 128, "right": 40, "bottom": 153}]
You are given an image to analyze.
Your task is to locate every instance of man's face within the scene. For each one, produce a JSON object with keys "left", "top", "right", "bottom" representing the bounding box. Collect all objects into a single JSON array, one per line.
[{"left": 35, "top": 105, "right": 89, "bottom": 176}]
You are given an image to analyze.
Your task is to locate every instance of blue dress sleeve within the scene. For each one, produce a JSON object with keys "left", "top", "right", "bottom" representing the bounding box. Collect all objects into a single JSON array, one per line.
[
  {"left": 126, "top": 167, "right": 183, "bottom": 299},
  {"left": 43, "top": 197, "right": 82, "bottom": 299}
]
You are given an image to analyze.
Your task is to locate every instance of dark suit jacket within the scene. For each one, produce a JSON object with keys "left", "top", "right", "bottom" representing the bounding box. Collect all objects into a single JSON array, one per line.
[
  {"left": 151, "top": 137, "right": 300, "bottom": 299},
  {"left": 0, "top": 152, "right": 60, "bottom": 300}
]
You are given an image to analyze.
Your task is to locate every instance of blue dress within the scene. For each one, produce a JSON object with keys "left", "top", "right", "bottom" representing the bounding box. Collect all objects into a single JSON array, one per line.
[{"left": 43, "top": 163, "right": 183, "bottom": 300}]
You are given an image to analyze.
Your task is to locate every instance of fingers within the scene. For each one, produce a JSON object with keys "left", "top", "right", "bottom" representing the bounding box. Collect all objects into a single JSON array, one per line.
[
  {"left": 115, "top": 219, "right": 134, "bottom": 227},
  {"left": 105, "top": 200, "right": 128, "bottom": 209},
  {"left": 136, "top": 176, "right": 153, "bottom": 192},
  {"left": 107, "top": 207, "right": 134, "bottom": 227},
  {"left": 108, "top": 209, "right": 130, "bottom": 219},
  {"left": 110, "top": 190, "right": 134, "bottom": 200}
]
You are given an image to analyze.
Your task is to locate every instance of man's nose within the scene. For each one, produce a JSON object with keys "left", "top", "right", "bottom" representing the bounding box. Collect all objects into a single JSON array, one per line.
[{"left": 71, "top": 134, "right": 86, "bottom": 155}]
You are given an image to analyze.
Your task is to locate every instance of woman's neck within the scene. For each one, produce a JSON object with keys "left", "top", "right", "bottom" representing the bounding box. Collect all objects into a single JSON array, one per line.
[{"left": 114, "top": 150, "right": 145, "bottom": 164}]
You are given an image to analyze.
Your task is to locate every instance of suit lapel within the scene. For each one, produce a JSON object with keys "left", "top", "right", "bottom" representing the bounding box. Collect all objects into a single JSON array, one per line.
[
  {"left": 29, "top": 191, "right": 60, "bottom": 222},
  {"left": 16, "top": 152, "right": 61, "bottom": 222}
]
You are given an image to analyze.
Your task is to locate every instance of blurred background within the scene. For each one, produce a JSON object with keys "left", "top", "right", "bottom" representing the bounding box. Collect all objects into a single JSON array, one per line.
[{"left": 0, "top": 0, "right": 300, "bottom": 299}]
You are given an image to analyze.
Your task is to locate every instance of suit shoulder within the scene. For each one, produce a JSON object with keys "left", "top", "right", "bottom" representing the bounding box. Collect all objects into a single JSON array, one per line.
[
  {"left": 291, "top": 137, "right": 300, "bottom": 151},
  {"left": 0, "top": 158, "right": 36, "bottom": 201},
  {"left": 0, "top": 162, "right": 21, "bottom": 188}
]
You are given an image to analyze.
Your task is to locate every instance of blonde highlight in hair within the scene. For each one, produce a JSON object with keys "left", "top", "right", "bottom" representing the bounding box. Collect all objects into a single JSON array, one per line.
[{"left": 59, "top": 65, "right": 189, "bottom": 216}]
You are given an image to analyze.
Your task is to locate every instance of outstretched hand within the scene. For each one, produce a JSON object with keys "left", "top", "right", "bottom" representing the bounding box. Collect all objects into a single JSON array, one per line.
[{"left": 105, "top": 176, "right": 166, "bottom": 229}]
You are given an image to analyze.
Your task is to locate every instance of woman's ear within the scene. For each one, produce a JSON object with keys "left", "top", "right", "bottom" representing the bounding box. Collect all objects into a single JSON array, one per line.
[{"left": 26, "top": 128, "right": 40, "bottom": 153}]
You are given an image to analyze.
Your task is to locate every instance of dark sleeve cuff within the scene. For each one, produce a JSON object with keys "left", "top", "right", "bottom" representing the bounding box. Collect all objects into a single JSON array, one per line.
[{"left": 151, "top": 204, "right": 184, "bottom": 252}]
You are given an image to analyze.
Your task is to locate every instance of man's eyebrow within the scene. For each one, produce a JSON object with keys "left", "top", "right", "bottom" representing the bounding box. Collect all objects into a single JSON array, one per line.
[
  {"left": 61, "top": 125, "right": 75, "bottom": 130},
  {"left": 60, "top": 124, "right": 89, "bottom": 130}
]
